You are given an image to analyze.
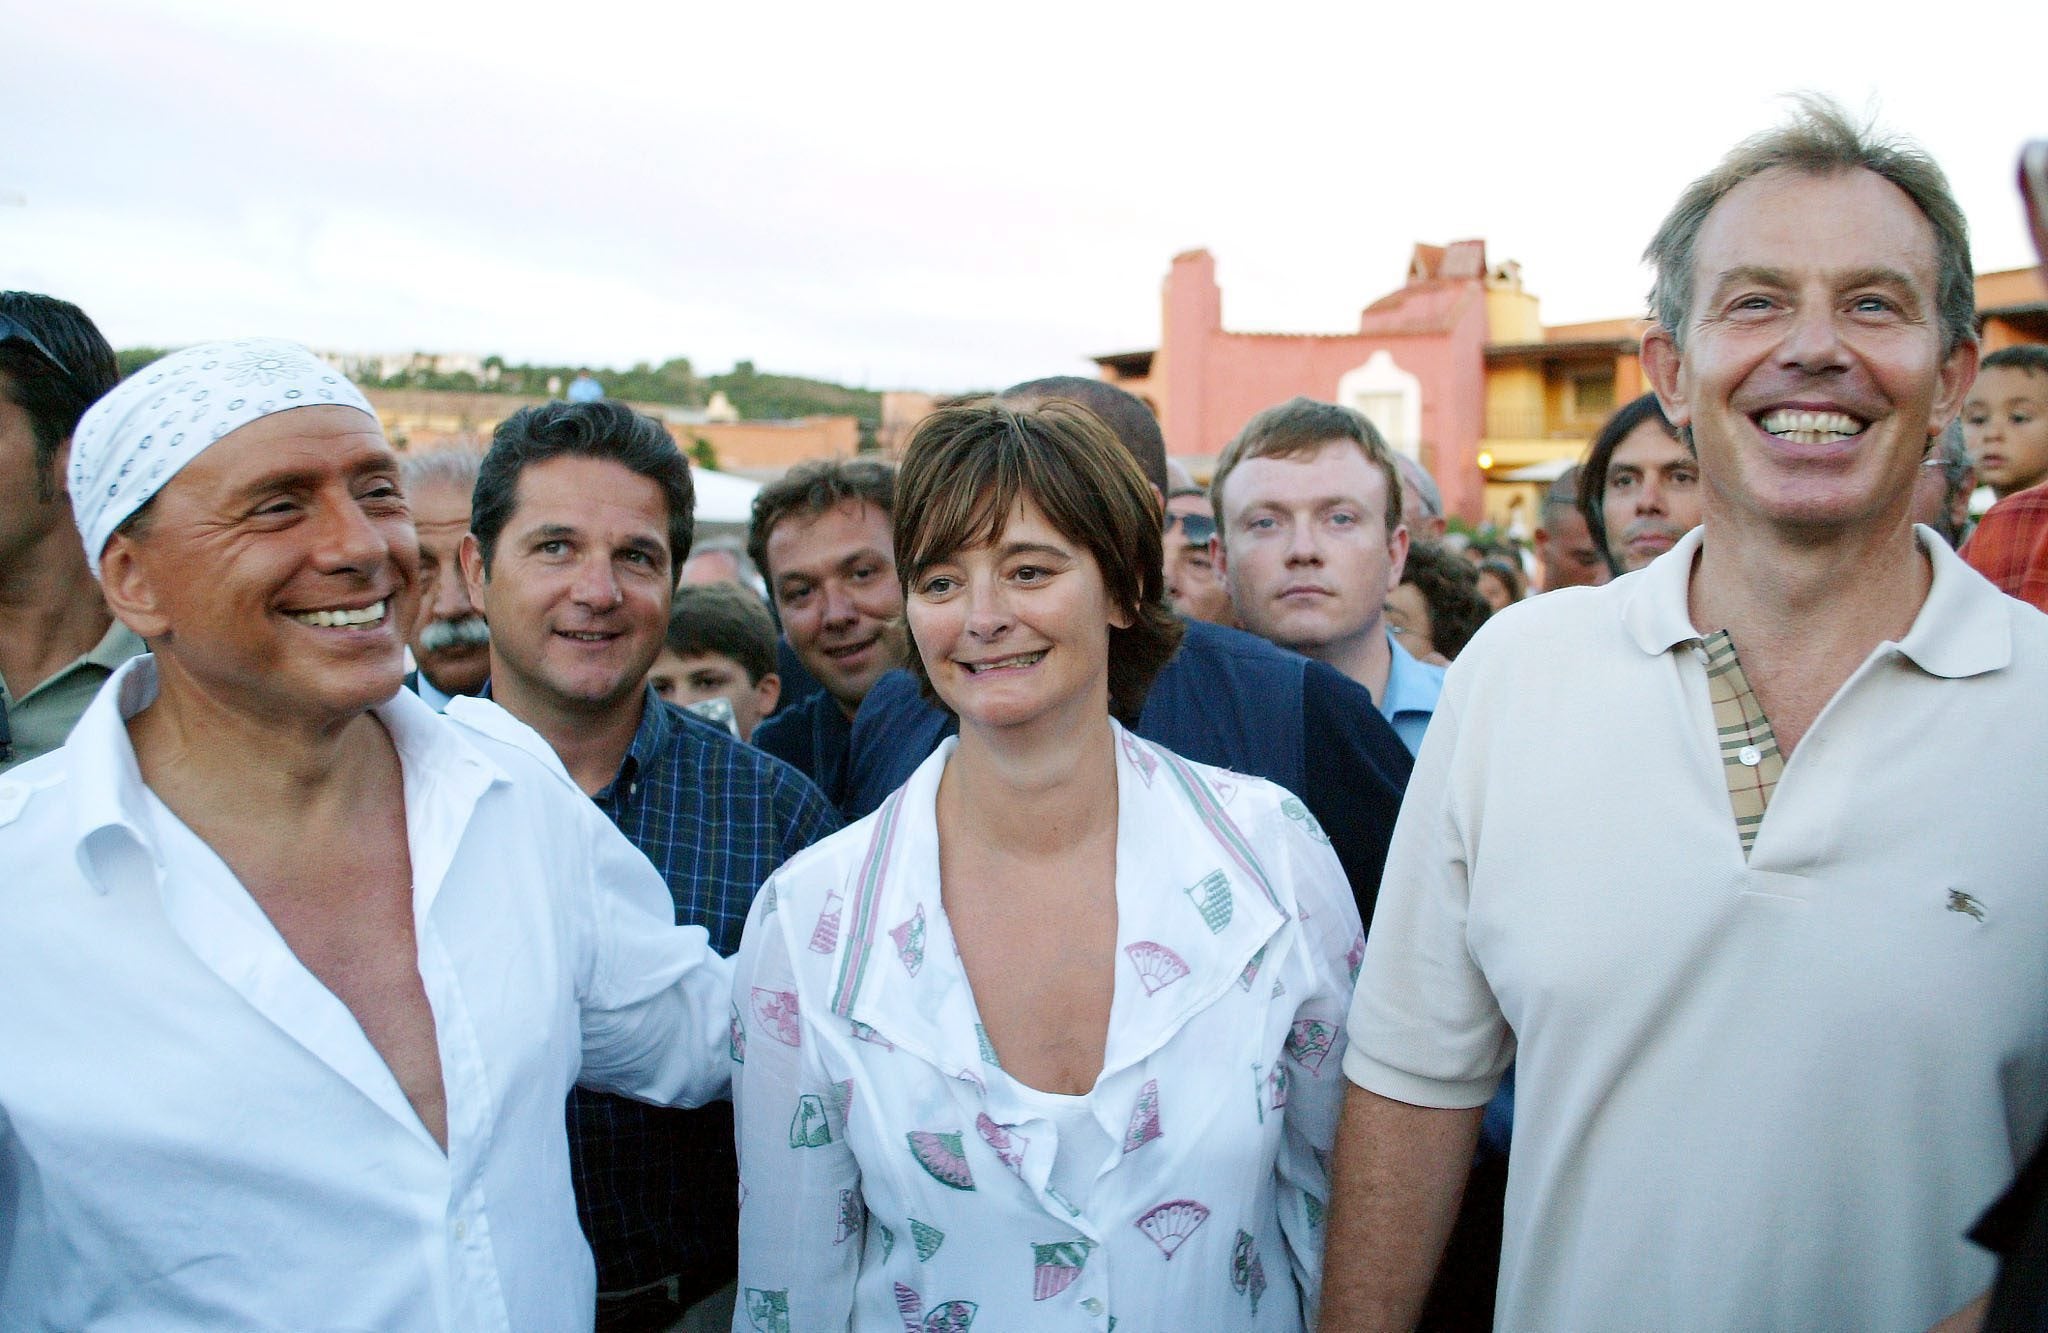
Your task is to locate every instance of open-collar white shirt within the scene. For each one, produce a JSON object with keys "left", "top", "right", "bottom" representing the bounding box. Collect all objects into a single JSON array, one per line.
[
  {"left": 0, "top": 657, "right": 733, "bottom": 1331},
  {"left": 732, "top": 723, "right": 1363, "bottom": 1332}
]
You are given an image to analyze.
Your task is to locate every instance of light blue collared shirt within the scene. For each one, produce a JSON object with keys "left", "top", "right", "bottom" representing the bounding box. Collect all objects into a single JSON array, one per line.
[
  {"left": 1380, "top": 628, "right": 1444, "bottom": 756},
  {"left": 413, "top": 671, "right": 457, "bottom": 713}
]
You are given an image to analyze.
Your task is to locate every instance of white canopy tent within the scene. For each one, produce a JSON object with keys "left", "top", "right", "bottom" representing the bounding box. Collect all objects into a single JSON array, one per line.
[
  {"left": 689, "top": 464, "right": 763, "bottom": 527},
  {"left": 1494, "top": 458, "right": 1576, "bottom": 484}
]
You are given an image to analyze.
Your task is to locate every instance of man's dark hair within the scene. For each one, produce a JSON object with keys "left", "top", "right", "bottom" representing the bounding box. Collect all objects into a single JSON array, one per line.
[
  {"left": 1578, "top": 393, "right": 1681, "bottom": 577},
  {"left": 1211, "top": 397, "right": 1404, "bottom": 537},
  {"left": 0, "top": 291, "right": 121, "bottom": 498},
  {"left": 1001, "top": 376, "right": 1169, "bottom": 498},
  {"left": 1400, "top": 541, "right": 1493, "bottom": 660},
  {"left": 470, "top": 400, "right": 693, "bottom": 569},
  {"left": 746, "top": 457, "right": 896, "bottom": 584},
  {"left": 666, "top": 582, "right": 779, "bottom": 684},
  {"left": 1982, "top": 344, "right": 2048, "bottom": 377}
]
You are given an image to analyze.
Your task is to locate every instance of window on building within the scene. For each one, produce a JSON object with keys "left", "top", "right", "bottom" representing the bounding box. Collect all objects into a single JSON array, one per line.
[
  {"left": 1568, "top": 371, "right": 1616, "bottom": 420},
  {"left": 1354, "top": 391, "right": 1408, "bottom": 450}
]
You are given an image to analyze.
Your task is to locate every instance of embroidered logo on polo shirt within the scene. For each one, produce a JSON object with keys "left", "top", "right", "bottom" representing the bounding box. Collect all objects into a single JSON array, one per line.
[{"left": 1947, "top": 890, "right": 1986, "bottom": 922}]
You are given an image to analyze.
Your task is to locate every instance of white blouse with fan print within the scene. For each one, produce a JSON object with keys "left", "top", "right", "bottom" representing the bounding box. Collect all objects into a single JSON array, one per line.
[{"left": 731, "top": 721, "right": 1363, "bottom": 1333}]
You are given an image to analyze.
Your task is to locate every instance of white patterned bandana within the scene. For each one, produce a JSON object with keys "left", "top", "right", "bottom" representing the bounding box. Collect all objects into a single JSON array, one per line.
[{"left": 69, "top": 338, "right": 378, "bottom": 573}]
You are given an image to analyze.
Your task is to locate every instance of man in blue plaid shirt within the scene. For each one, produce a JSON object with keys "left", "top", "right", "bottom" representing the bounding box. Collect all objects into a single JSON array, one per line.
[{"left": 459, "top": 399, "right": 839, "bottom": 1332}]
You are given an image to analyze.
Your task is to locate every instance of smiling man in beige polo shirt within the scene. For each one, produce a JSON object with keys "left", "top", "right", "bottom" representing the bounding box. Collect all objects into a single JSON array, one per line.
[{"left": 1320, "top": 99, "right": 2048, "bottom": 1333}]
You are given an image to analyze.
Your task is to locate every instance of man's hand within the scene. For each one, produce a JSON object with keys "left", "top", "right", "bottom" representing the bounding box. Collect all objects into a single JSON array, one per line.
[{"left": 1318, "top": 1083, "right": 1485, "bottom": 1332}]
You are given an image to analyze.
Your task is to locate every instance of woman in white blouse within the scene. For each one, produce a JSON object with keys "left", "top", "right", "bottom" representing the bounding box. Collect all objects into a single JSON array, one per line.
[{"left": 731, "top": 400, "right": 1363, "bottom": 1332}]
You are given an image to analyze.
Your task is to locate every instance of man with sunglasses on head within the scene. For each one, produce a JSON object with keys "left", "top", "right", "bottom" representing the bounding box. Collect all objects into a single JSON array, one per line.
[
  {"left": 1162, "top": 478, "right": 1235, "bottom": 626},
  {"left": 0, "top": 292, "right": 136, "bottom": 773}
]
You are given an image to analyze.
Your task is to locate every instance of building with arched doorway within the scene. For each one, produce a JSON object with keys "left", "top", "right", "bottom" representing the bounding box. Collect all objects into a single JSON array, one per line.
[
  {"left": 1096, "top": 247, "right": 2045, "bottom": 532},
  {"left": 1091, "top": 243, "right": 1637, "bottom": 531}
]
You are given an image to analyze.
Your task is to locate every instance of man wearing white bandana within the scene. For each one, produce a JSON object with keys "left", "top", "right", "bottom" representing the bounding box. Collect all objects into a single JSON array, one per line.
[{"left": 0, "top": 338, "right": 734, "bottom": 1332}]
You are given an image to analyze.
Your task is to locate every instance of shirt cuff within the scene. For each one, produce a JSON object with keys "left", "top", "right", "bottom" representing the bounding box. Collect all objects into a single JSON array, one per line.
[{"left": 1341, "top": 1042, "right": 1501, "bottom": 1110}]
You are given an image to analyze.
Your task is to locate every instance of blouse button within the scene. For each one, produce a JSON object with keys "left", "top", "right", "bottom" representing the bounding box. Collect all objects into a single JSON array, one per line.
[{"left": 1738, "top": 745, "right": 1762, "bottom": 767}]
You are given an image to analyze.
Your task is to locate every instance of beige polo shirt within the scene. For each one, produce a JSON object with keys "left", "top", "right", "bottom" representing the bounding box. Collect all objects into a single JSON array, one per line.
[
  {"left": 1345, "top": 526, "right": 2048, "bottom": 1332},
  {"left": 0, "top": 620, "right": 144, "bottom": 774}
]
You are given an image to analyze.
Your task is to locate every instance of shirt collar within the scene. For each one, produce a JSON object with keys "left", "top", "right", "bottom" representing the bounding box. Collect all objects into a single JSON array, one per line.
[
  {"left": 828, "top": 722, "right": 1287, "bottom": 1093},
  {"left": 0, "top": 619, "right": 144, "bottom": 709},
  {"left": 1620, "top": 525, "right": 1708, "bottom": 655},
  {"left": 414, "top": 670, "right": 456, "bottom": 713},
  {"left": 1382, "top": 628, "right": 1444, "bottom": 719},
  {"left": 1900, "top": 526, "right": 2012, "bottom": 678},
  {"left": 1620, "top": 524, "right": 2010, "bottom": 678},
  {"left": 85, "top": 620, "right": 147, "bottom": 672},
  {"left": 811, "top": 689, "right": 853, "bottom": 739},
  {"left": 65, "top": 656, "right": 166, "bottom": 895},
  {"left": 595, "top": 686, "right": 674, "bottom": 803},
  {"left": 65, "top": 656, "right": 510, "bottom": 896}
]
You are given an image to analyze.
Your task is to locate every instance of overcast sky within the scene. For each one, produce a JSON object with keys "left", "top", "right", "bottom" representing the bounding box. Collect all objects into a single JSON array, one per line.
[{"left": 6, "top": 0, "right": 2043, "bottom": 391}]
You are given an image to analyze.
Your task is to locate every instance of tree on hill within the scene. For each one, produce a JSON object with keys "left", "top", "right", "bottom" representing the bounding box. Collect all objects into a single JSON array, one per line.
[
  {"left": 112, "top": 350, "right": 888, "bottom": 446},
  {"left": 705, "top": 364, "right": 881, "bottom": 435},
  {"left": 115, "top": 347, "right": 176, "bottom": 379}
]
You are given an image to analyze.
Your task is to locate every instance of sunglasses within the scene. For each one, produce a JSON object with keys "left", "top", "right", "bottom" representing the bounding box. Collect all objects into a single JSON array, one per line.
[
  {"left": 1165, "top": 511, "right": 1216, "bottom": 545},
  {"left": 0, "top": 313, "right": 74, "bottom": 380}
]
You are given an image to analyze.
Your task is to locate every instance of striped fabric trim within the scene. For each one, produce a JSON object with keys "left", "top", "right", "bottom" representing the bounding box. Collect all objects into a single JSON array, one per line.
[
  {"left": 1151, "top": 741, "right": 1286, "bottom": 915},
  {"left": 830, "top": 788, "right": 907, "bottom": 1017},
  {"left": 1698, "top": 629, "right": 1784, "bottom": 858}
]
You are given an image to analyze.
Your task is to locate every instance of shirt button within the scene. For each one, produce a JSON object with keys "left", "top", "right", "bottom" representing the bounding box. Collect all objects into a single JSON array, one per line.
[
  {"left": 1082, "top": 1297, "right": 1105, "bottom": 1316},
  {"left": 453, "top": 1219, "right": 467, "bottom": 1240},
  {"left": 1738, "top": 745, "right": 1762, "bottom": 767},
  {"left": 1692, "top": 645, "right": 1709, "bottom": 664}
]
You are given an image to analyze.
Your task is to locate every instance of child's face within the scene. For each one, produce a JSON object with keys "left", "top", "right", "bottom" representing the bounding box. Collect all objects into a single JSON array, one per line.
[
  {"left": 1963, "top": 366, "right": 2048, "bottom": 497},
  {"left": 646, "top": 647, "right": 779, "bottom": 741}
]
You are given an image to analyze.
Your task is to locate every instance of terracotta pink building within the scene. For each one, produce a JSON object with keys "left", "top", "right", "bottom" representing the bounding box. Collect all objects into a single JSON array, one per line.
[
  {"left": 1098, "top": 251, "right": 2048, "bottom": 529},
  {"left": 1096, "top": 243, "right": 1636, "bottom": 526}
]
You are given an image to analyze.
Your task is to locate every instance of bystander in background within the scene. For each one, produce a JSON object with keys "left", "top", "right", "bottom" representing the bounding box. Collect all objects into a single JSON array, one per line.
[
  {"left": 648, "top": 582, "right": 782, "bottom": 742},
  {"left": 396, "top": 447, "right": 491, "bottom": 709},
  {"left": 0, "top": 290, "right": 135, "bottom": 773}
]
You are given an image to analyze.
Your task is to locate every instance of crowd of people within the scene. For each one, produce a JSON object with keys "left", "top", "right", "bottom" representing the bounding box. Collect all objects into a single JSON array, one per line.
[{"left": 2, "top": 97, "right": 2047, "bottom": 1333}]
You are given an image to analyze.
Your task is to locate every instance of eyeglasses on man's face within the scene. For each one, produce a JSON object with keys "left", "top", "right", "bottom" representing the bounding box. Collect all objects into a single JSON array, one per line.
[{"left": 1164, "top": 511, "right": 1215, "bottom": 546}]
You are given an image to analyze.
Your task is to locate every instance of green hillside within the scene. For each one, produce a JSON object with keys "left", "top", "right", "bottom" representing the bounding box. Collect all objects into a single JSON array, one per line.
[{"left": 114, "top": 350, "right": 888, "bottom": 437}]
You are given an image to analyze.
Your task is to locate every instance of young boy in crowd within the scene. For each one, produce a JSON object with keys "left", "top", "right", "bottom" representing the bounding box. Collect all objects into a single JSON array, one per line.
[
  {"left": 1964, "top": 345, "right": 2048, "bottom": 500},
  {"left": 648, "top": 581, "right": 782, "bottom": 742}
]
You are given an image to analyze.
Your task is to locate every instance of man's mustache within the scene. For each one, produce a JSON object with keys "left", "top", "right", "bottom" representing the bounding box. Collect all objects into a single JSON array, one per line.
[{"left": 419, "top": 615, "right": 491, "bottom": 652}]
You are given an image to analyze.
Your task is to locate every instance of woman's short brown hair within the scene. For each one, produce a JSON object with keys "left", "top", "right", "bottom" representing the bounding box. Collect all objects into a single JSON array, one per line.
[{"left": 895, "top": 398, "right": 1184, "bottom": 726}]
